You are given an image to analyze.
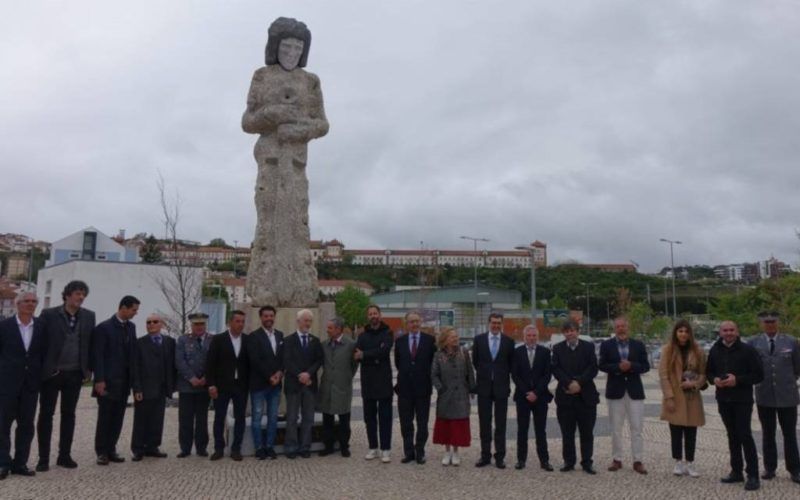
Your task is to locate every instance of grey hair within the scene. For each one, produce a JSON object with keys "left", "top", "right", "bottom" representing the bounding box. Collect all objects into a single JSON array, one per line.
[
  {"left": 328, "top": 317, "right": 344, "bottom": 330},
  {"left": 296, "top": 308, "right": 314, "bottom": 320},
  {"left": 522, "top": 324, "right": 538, "bottom": 335},
  {"left": 15, "top": 291, "right": 37, "bottom": 304}
]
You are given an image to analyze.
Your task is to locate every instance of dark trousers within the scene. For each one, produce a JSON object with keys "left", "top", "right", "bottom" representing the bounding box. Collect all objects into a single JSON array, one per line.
[
  {"left": 363, "top": 397, "right": 392, "bottom": 450},
  {"left": 322, "top": 412, "right": 351, "bottom": 451},
  {"left": 477, "top": 394, "right": 508, "bottom": 461},
  {"left": 398, "top": 395, "right": 431, "bottom": 458},
  {"left": 94, "top": 396, "right": 128, "bottom": 456},
  {"left": 669, "top": 424, "right": 697, "bottom": 462},
  {"left": 0, "top": 389, "right": 38, "bottom": 470},
  {"left": 37, "top": 370, "right": 82, "bottom": 462},
  {"left": 556, "top": 398, "right": 596, "bottom": 467},
  {"left": 178, "top": 392, "right": 210, "bottom": 454},
  {"left": 285, "top": 389, "right": 316, "bottom": 453},
  {"left": 718, "top": 401, "right": 759, "bottom": 478},
  {"left": 131, "top": 397, "right": 166, "bottom": 454},
  {"left": 213, "top": 388, "right": 247, "bottom": 453},
  {"left": 516, "top": 400, "right": 549, "bottom": 464},
  {"left": 757, "top": 405, "right": 800, "bottom": 473}
]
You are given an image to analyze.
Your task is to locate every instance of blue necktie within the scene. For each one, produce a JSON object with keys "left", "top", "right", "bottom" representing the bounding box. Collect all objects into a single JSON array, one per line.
[
  {"left": 490, "top": 335, "right": 499, "bottom": 360},
  {"left": 302, "top": 335, "right": 308, "bottom": 351}
]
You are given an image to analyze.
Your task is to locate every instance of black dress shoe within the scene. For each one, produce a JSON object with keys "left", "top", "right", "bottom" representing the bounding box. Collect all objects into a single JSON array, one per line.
[
  {"left": 401, "top": 455, "right": 416, "bottom": 464},
  {"left": 35, "top": 462, "right": 49, "bottom": 472},
  {"left": 109, "top": 453, "right": 126, "bottom": 463},
  {"left": 176, "top": 452, "right": 190, "bottom": 459},
  {"left": 210, "top": 451, "right": 224, "bottom": 461},
  {"left": 0, "top": 468, "right": 9, "bottom": 480},
  {"left": 541, "top": 462, "right": 554, "bottom": 471},
  {"left": 341, "top": 449, "right": 351, "bottom": 458},
  {"left": 790, "top": 472, "right": 800, "bottom": 484},
  {"left": 131, "top": 454, "right": 143, "bottom": 462},
  {"left": 475, "top": 458, "right": 491, "bottom": 467},
  {"left": 285, "top": 452, "right": 297, "bottom": 459},
  {"left": 515, "top": 462, "right": 526, "bottom": 470},
  {"left": 319, "top": 448, "right": 334, "bottom": 457},
  {"left": 96, "top": 455, "right": 110, "bottom": 466},
  {"left": 416, "top": 455, "right": 426, "bottom": 465},
  {"left": 197, "top": 450, "right": 209, "bottom": 457},
  {"left": 11, "top": 466, "right": 35, "bottom": 477},
  {"left": 299, "top": 451, "right": 311, "bottom": 459},
  {"left": 145, "top": 450, "right": 167, "bottom": 458},
  {"left": 231, "top": 451, "right": 243, "bottom": 461},
  {"left": 57, "top": 456, "right": 78, "bottom": 469},
  {"left": 744, "top": 477, "right": 760, "bottom": 491},
  {"left": 265, "top": 448, "right": 277, "bottom": 460},
  {"left": 720, "top": 473, "right": 744, "bottom": 483},
  {"left": 761, "top": 470, "right": 776, "bottom": 480},
  {"left": 496, "top": 461, "right": 506, "bottom": 469},
  {"left": 582, "top": 466, "right": 597, "bottom": 475},
  {"left": 560, "top": 464, "right": 575, "bottom": 472}
]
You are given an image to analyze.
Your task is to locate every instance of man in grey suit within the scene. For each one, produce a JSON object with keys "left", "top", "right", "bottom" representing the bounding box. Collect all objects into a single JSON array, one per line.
[
  {"left": 748, "top": 311, "right": 800, "bottom": 484},
  {"left": 36, "top": 280, "right": 95, "bottom": 472},
  {"left": 174, "top": 313, "right": 212, "bottom": 458},
  {"left": 318, "top": 317, "right": 357, "bottom": 457}
]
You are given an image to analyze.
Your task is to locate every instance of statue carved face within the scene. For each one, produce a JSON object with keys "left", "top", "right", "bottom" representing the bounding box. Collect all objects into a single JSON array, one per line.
[{"left": 278, "top": 38, "right": 305, "bottom": 71}]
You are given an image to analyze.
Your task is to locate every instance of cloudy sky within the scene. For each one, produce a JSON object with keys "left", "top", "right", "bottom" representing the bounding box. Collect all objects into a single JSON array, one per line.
[{"left": 2, "top": 0, "right": 799, "bottom": 272}]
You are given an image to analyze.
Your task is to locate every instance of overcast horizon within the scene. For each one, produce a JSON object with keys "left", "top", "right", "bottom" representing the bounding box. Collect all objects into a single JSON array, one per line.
[{"left": 2, "top": 1, "right": 799, "bottom": 273}]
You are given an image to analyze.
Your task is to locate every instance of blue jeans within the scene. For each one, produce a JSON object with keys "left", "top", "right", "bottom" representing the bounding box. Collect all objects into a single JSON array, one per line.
[{"left": 251, "top": 386, "right": 281, "bottom": 450}]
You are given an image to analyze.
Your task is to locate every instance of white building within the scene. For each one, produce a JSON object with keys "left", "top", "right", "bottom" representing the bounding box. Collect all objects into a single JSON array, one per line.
[
  {"left": 47, "top": 227, "right": 139, "bottom": 266},
  {"left": 37, "top": 260, "right": 203, "bottom": 336}
]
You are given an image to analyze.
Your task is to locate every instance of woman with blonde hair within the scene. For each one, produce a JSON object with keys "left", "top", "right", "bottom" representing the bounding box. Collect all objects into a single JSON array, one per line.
[
  {"left": 431, "top": 327, "right": 475, "bottom": 466},
  {"left": 659, "top": 319, "right": 706, "bottom": 477}
]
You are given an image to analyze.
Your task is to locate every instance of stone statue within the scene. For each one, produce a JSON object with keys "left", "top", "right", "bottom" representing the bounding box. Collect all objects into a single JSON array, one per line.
[{"left": 242, "top": 17, "right": 329, "bottom": 307}]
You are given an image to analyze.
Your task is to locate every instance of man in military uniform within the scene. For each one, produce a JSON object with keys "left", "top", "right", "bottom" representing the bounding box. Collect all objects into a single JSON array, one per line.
[
  {"left": 174, "top": 313, "right": 213, "bottom": 458},
  {"left": 748, "top": 311, "right": 800, "bottom": 484}
]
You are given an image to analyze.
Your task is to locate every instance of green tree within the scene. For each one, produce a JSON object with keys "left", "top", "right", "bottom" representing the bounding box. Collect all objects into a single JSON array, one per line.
[
  {"left": 208, "top": 238, "right": 229, "bottom": 248},
  {"left": 140, "top": 235, "right": 163, "bottom": 263},
  {"left": 710, "top": 274, "right": 800, "bottom": 336},
  {"left": 335, "top": 285, "right": 370, "bottom": 331}
]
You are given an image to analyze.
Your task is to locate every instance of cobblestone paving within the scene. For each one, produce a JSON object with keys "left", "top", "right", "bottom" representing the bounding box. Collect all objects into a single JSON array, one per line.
[{"left": 2, "top": 373, "right": 799, "bottom": 499}]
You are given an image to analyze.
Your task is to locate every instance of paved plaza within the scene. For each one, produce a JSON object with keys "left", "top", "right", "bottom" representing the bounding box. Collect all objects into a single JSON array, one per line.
[{"left": 2, "top": 371, "right": 799, "bottom": 499}]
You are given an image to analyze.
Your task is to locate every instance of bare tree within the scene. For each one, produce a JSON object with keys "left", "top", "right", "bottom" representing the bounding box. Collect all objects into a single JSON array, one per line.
[{"left": 153, "top": 172, "right": 203, "bottom": 336}]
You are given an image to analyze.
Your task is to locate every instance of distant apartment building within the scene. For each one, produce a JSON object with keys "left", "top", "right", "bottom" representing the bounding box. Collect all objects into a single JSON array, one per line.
[
  {"left": 713, "top": 258, "right": 790, "bottom": 283},
  {"left": 47, "top": 227, "right": 139, "bottom": 266},
  {"left": 160, "top": 245, "right": 250, "bottom": 266},
  {"left": 4, "top": 253, "right": 30, "bottom": 279}
]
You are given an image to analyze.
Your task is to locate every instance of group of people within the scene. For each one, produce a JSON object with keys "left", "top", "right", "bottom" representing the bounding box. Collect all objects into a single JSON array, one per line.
[{"left": 1, "top": 281, "right": 799, "bottom": 493}]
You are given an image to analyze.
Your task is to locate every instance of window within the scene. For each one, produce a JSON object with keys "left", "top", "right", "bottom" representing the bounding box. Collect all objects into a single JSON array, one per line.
[
  {"left": 82, "top": 231, "right": 97, "bottom": 260},
  {"left": 45, "top": 280, "right": 52, "bottom": 294}
]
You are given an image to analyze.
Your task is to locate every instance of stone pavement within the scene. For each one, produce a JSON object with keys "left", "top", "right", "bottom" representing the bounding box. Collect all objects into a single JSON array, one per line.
[{"left": 2, "top": 372, "right": 799, "bottom": 499}]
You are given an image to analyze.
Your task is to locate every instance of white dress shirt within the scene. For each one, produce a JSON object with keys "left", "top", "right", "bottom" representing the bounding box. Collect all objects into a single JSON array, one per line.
[
  {"left": 230, "top": 332, "right": 242, "bottom": 379},
  {"left": 16, "top": 315, "right": 34, "bottom": 352},
  {"left": 264, "top": 328, "right": 277, "bottom": 353}
]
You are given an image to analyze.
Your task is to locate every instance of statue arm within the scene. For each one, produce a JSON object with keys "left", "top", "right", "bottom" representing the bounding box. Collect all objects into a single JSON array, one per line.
[
  {"left": 275, "top": 73, "right": 329, "bottom": 142},
  {"left": 241, "top": 69, "right": 302, "bottom": 134}
]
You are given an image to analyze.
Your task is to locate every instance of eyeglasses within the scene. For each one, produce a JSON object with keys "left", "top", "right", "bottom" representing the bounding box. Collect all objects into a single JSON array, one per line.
[{"left": 146, "top": 320, "right": 161, "bottom": 325}]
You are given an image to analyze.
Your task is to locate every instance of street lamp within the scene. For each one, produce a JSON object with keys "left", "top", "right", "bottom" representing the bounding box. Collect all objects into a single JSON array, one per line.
[
  {"left": 659, "top": 238, "right": 682, "bottom": 320},
  {"left": 515, "top": 244, "right": 539, "bottom": 328},
  {"left": 580, "top": 282, "right": 596, "bottom": 335},
  {"left": 461, "top": 235, "right": 490, "bottom": 337}
]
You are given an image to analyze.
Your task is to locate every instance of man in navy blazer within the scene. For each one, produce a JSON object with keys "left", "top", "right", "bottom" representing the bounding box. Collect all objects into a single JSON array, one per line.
[
  {"left": 0, "top": 292, "right": 46, "bottom": 479},
  {"left": 511, "top": 325, "right": 553, "bottom": 471},
  {"left": 472, "top": 312, "right": 515, "bottom": 468},
  {"left": 394, "top": 311, "right": 436, "bottom": 464},
  {"left": 92, "top": 295, "right": 140, "bottom": 466},
  {"left": 598, "top": 316, "right": 650, "bottom": 474}
]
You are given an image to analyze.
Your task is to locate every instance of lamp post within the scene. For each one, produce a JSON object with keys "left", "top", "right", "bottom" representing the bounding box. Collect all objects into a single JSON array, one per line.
[
  {"left": 580, "top": 282, "right": 596, "bottom": 335},
  {"left": 659, "top": 238, "right": 682, "bottom": 320},
  {"left": 515, "top": 244, "right": 538, "bottom": 328},
  {"left": 461, "top": 235, "right": 489, "bottom": 337}
]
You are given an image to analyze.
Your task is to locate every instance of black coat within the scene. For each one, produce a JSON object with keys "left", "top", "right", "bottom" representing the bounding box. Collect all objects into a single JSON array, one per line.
[
  {"left": 0, "top": 316, "right": 47, "bottom": 395},
  {"left": 39, "top": 305, "right": 95, "bottom": 380},
  {"left": 511, "top": 344, "right": 553, "bottom": 405},
  {"left": 598, "top": 337, "right": 650, "bottom": 400},
  {"left": 205, "top": 331, "right": 249, "bottom": 393},
  {"left": 283, "top": 332, "right": 323, "bottom": 395},
  {"left": 471, "top": 332, "right": 515, "bottom": 399},
  {"left": 394, "top": 332, "right": 436, "bottom": 399},
  {"left": 132, "top": 334, "right": 176, "bottom": 400},
  {"left": 551, "top": 340, "right": 600, "bottom": 406},
  {"left": 356, "top": 322, "right": 394, "bottom": 400},
  {"left": 92, "top": 315, "right": 136, "bottom": 400},
  {"left": 246, "top": 328, "right": 284, "bottom": 391},
  {"left": 706, "top": 337, "right": 764, "bottom": 404}
]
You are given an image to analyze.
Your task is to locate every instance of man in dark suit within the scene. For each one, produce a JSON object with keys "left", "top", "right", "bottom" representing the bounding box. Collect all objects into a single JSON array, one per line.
[
  {"left": 599, "top": 316, "right": 650, "bottom": 474},
  {"left": 36, "top": 280, "right": 95, "bottom": 471},
  {"left": 246, "top": 305, "right": 284, "bottom": 460},
  {"left": 175, "top": 312, "right": 213, "bottom": 458},
  {"left": 0, "top": 292, "right": 46, "bottom": 479},
  {"left": 131, "top": 314, "right": 175, "bottom": 461},
  {"left": 552, "top": 320, "right": 600, "bottom": 474},
  {"left": 394, "top": 311, "right": 436, "bottom": 464},
  {"left": 511, "top": 325, "right": 553, "bottom": 471},
  {"left": 92, "top": 295, "right": 140, "bottom": 466},
  {"left": 472, "top": 312, "right": 515, "bottom": 469},
  {"left": 283, "top": 309, "right": 323, "bottom": 459},
  {"left": 206, "top": 310, "right": 249, "bottom": 461}
]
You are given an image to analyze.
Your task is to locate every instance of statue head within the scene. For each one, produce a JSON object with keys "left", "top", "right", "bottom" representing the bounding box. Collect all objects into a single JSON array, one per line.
[{"left": 265, "top": 17, "right": 311, "bottom": 70}]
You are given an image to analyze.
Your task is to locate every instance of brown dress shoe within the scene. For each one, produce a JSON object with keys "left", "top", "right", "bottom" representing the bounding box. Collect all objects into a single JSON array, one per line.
[
  {"left": 633, "top": 462, "right": 648, "bottom": 475},
  {"left": 608, "top": 460, "right": 622, "bottom": 471}
]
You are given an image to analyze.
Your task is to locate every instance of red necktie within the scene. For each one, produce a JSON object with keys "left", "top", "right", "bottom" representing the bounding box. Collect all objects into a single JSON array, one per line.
[{"left": 411, "top": 334, "right": 418, "bottom": 359}]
